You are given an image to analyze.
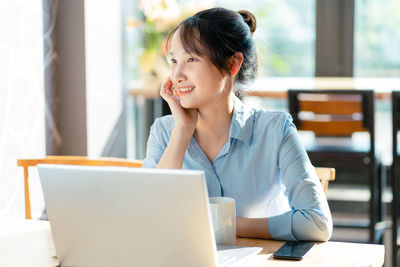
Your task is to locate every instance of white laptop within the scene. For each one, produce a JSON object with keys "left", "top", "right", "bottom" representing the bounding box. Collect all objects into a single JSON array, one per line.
[{"left": 38, "top": 165, "right": 261, "bottom": 267}]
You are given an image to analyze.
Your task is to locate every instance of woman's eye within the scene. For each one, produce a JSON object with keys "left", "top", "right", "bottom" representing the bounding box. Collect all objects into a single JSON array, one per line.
[
  {"left": 170, "top": 59, "right": 177, "bottom": 64},
  {"left": 187, "top": 57, "right": 196, "bottom": 63}
]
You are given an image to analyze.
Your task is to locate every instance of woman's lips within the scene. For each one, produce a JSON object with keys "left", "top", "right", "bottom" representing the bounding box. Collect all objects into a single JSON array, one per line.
[
  {"left": 179, "top": 86, "right": 195, "bottom": 92},
  {"left": 178, "top": 86, "right": 195, "bottom": 95}
]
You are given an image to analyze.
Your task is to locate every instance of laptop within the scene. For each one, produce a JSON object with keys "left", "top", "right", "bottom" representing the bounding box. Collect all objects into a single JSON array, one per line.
[{"left": 38, "top": 164, "right": 261, "bottom": 267}]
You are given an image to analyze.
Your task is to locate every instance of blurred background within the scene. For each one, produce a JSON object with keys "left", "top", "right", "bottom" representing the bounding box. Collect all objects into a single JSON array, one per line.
[{"left": 0, "top": 0, "right": 399, "bottom": 264}]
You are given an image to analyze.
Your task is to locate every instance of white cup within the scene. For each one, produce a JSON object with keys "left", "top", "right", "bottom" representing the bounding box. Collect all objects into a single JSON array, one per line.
[{"left": 209, "top": 197, "right": 236, "bottom": 245}]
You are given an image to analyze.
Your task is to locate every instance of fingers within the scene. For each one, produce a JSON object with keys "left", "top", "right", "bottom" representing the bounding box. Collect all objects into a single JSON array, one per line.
[
  {"left": 160, "top": 78, "right": 173, "bottom": 98},
  {"left": 159, "top": 77, "right": 198, "bottom": 129},
  {"left": 160, "top": 77, "right": 181, "bottom": 107}
]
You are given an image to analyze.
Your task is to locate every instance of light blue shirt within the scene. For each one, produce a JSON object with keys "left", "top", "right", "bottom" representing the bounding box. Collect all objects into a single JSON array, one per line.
[{"left": 143, "top": 97, "right": 333, "bottom": 241}]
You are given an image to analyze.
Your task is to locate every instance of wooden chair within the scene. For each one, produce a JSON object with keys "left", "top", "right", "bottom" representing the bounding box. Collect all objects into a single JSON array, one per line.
[
  {"left": 18, "top": 156, "right": 334, "bottom": 220},
  {"left": 392, "top": 90, "right": 400, "bottom": 267},
  {"left": 17, "top": 156, "right": 143, "bottom": 219},
  {"left": 315, "top": 167, "right": 335, "bottom": 195},
  {"left": 288, "top": 89, "right": 383, "bottom": 244}
]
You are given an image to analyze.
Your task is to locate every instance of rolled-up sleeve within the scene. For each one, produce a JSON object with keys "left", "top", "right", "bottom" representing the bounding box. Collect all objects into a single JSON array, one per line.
[{"left": 268, "top": 115, "right": 333, "bottom": 241}]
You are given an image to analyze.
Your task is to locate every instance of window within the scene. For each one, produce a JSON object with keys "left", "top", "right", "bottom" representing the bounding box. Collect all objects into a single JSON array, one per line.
[
  {"left": 354, "top": 0, "right": 400, "bottom": 77},
  {"left": 216, "top": 0, "right": 316, "bottom": 77},
  {"left": 124, "top": 0, "right": 317, "bottom": 82}
]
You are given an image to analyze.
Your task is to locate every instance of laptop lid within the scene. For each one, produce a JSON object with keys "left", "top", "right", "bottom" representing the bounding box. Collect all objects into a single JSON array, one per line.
[{"left": 38, "top": 164, "right": 218, "bottom": 267}]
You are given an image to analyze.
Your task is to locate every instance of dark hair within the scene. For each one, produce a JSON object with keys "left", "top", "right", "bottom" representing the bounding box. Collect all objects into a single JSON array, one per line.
[{"left": 166, "top": 7, "right": 258, "bottom": 98}]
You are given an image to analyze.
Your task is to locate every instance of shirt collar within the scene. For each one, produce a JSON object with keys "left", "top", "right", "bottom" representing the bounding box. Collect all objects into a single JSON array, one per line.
[{"left": 229, "top": 96, "right": 254, "bottom": 144}]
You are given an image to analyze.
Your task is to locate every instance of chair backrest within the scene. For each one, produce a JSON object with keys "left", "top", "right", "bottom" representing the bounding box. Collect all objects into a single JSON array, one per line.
[
  {"left": 392, "top": 91, "right": 400, "bottom": 265},
  {"left": 288, "top": 89, "right": 375, "bottom": 137},
  {"left": 18, "top": 156, "right": 334, "bottom": 218},
  {"left": 17, "top": 156, "right": 143, "bottom": 219},
  {"left": 315, "top": 167, "right": 336, "bottom": 195},
  {"left": 393, "top": 91, "right": 400, "bottom": 164}
]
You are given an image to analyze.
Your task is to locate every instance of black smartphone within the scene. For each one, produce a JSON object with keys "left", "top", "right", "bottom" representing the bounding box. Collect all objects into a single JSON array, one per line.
[{"left": 273, "top": 241, "right": 315, "bottom": 260}]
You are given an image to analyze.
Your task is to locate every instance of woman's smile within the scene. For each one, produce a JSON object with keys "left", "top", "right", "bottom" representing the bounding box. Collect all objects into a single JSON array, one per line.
[
  {"left": 177, "top": 85, "right": 196, "bottom": 95},
  {"left": 178, "top": 86, "right": 196, "bottom": 93}
]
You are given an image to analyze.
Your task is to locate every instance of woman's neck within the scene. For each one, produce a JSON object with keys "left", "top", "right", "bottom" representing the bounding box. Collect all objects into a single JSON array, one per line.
[{"left": 195, "top": 93, "right": 235, "bottom": 141}]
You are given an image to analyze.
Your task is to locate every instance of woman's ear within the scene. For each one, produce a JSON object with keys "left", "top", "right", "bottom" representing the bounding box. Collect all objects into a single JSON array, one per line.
[{"left": 229, "top": 52, "right": 244, "bottom": 77}]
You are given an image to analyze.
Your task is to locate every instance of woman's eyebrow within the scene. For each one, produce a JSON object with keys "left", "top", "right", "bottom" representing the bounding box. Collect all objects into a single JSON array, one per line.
[{"left": 168, "top": 51, "right": 174, "bottom": 56}]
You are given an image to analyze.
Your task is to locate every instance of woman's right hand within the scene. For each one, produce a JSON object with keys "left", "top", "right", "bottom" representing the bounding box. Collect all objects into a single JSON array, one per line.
[
  {"left": 156, "top": 77, "right": 198, "bottom": 169},
  {"left": 160, "top": 77, "right": 198, "bottom": 133}
]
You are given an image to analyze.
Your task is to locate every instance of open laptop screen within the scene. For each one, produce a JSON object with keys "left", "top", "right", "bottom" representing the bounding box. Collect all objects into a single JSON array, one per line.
[{"left": 38, "top": 165, "right": 218, "bottom": 267}]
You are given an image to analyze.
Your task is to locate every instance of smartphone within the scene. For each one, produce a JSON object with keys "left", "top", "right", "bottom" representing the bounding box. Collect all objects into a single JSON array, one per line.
[{"left": 273, "top": 241, "right": 315, "bottom": 260}]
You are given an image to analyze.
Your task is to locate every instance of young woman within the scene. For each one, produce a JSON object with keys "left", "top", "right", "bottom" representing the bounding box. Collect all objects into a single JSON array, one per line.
[{"left": 143, "top": 7, "right": 332, "bottom": 241}]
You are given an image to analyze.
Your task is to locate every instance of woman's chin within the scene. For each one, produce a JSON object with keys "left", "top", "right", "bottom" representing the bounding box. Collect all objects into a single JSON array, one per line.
[
  {"left": 180, "top": 103, "right": 195, "bottom": 109},
  {"left": 179, "top": 99, "right": 196, "bottom": 109}
]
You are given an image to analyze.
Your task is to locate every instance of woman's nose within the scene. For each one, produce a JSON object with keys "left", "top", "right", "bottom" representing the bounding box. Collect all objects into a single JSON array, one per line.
[{"left": 171, "top": 64, "right": 186, "bottom": 84}]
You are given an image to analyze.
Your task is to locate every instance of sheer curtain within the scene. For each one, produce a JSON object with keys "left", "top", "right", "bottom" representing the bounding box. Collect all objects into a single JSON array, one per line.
[{"left": 0, "top": 0, "right": 46, "bottom": 218}]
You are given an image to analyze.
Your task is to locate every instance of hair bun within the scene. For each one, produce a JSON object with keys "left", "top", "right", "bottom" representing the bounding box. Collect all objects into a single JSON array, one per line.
[{"left": 238, "top": 10, "right": 257, "bottom": 34}]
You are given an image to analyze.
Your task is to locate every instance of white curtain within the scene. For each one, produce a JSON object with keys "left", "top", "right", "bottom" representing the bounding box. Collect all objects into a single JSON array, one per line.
[{"left": 0, "top": 0, "right": 46, "bottom": 218}]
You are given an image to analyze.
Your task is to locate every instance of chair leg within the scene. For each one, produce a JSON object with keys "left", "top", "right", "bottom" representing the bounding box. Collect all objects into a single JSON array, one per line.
[
  {"left": 377, "top": 163, "right": 386, "bottom": 244},
  {"left": 372, "top": 162, "right": 385, "bottom": 244},
  {"left": 378, "top": 163, "right": 383, "bottom": 223},
  {"left": 24, "top": 167, "right": 32, "bottom": 219},
  {"left": 369, "top": 163, "right": 375, "bottom": 243},
  {"left": 393, "top": 164, "right": 399, "bottom": 267}
]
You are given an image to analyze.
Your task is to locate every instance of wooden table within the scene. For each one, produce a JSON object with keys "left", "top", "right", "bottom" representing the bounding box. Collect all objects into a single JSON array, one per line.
[
  {"left": 0, "top": 219, "right": 384, "bottom": 267},
  {"left": 236, "top": 238, "right": 384, "bottom": 266},
  {"left": 129, "top": 77, "right": 400, "bottom": 100},
  {"left": 246, "top": 77, "right": 399, "bottom": 100}
]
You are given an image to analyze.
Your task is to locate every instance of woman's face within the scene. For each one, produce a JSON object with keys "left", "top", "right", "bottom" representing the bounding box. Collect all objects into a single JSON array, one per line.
[{"left": 168, "top": 30, "right": 229, "bottom": 109}]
